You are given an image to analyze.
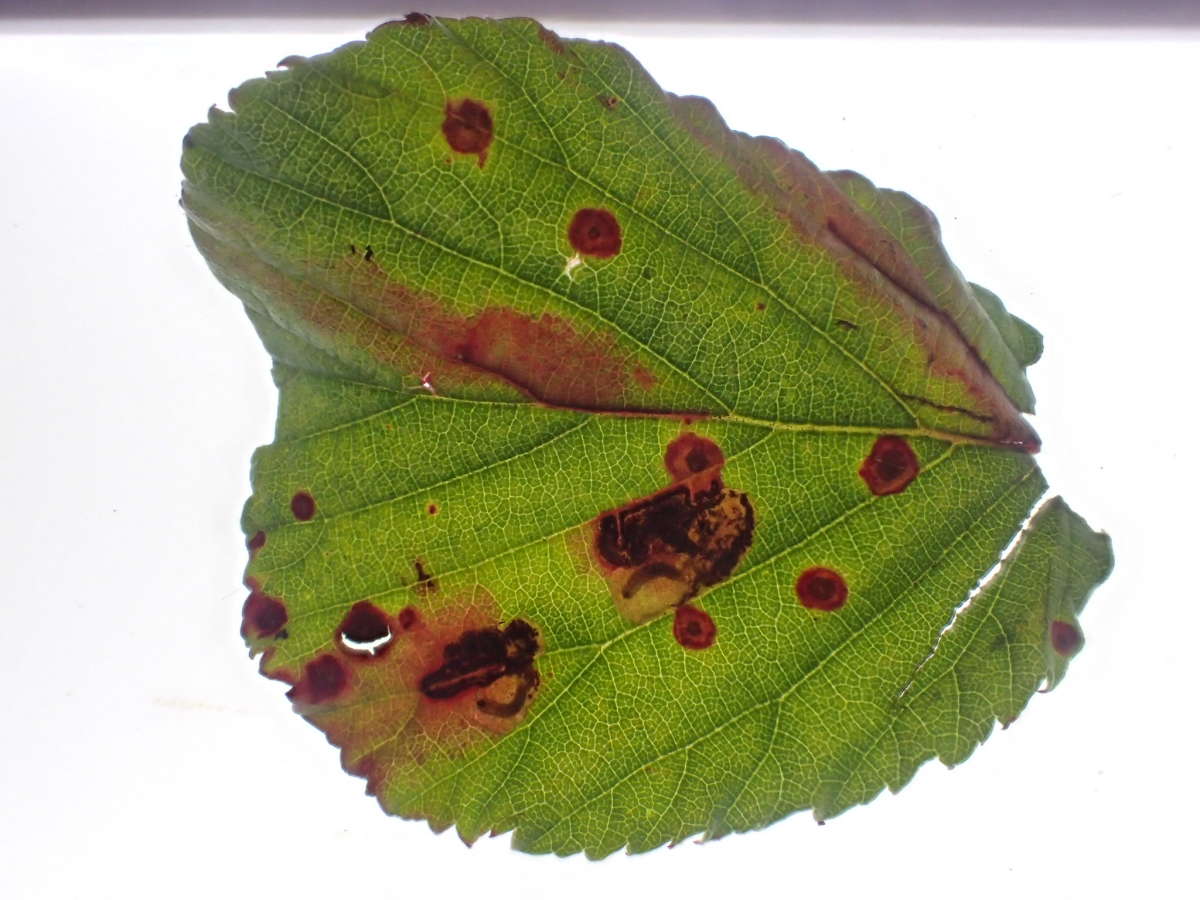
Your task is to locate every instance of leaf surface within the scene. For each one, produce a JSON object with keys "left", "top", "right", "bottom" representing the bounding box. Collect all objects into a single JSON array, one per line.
[{"left": 182, "top": 15, "right": 1111, "bottom": 857}]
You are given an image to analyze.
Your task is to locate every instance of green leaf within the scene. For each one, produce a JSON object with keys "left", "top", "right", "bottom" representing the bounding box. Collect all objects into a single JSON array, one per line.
[{"left": 182, "top": 15, "right": 1111, "bottom": 857}]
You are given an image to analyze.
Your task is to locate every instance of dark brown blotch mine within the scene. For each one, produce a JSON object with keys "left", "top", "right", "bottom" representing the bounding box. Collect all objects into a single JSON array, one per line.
[
  {"left": 247, "top": 530, "right": 266, "bottom": 556},
  {"left": 288, "top": 654, "right": 348, "bottom": 705},
  {"left": 290, "top": 490, "right": 316, "bottom": 521},
  {"left": 442, "top": 98, "right": 493, "bottom": 162},
  {"left": 664, "top": 432, "right": 725, "bottom": 483},
  {"left": 419, "top": 619, "right": 540, "bottom": 719},
  {"left": 568, "top": 208, "right": 622, "bottom": 258},
  {"left": 337, "top": 602, "right": 392, "bottom": 657},
  {"left": 796, "top": 567, "right": 848, "bottom": 612},
  {"left": 673, "top": 603, "right": 716, "bottom": 650},
  {"left": 594, "top": 435, "right": 754, "bottom": 621},
  {"left": 1050, "top": 620, "right": 1083, "bottom": 656},
  {"left": 241, "top": 590, "right": 287, "bottom": 639},
  {"left": 859, "top": 435, "right": 920, "bottom": 496}
]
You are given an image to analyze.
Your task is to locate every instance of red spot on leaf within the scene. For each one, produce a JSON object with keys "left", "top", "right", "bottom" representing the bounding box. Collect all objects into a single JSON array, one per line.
[
  {"left": 1050, "top": 620, "right": 1082, "bottom": 656},
  {"left": 242, "top": 590, "right": 287, "bottom": 639},
  {"left": 568, "top": 208, "right": 622, "bottom": 258},
  {"left": 664, "top": 432, "right": 725, "bottom": 485},
  {"left": 291, "top": 491, "right": 316, "bottom": 521},
  {"left": 247, "top": 530, "right": 266, "bottom": 556},
  {"left": 859, "top": 436, "right": 920, "bottom": 496},
  {"left": 426, "top": 503, "right": 439, "bottom": 516},
  {"left": 288, "top": 654, "right": 348, "bottom": 705},
  {"left": 397, "top": 606, "right": 420, "bottom": 632},
  {"left": 673, "top": 603, "right": 716, "bottom": 650},
  {"left": 442, "top": 98, "right": 493, "bottom": 164},
  {"left": 796, "top": 567, "right": 848, "bottom": 612}
]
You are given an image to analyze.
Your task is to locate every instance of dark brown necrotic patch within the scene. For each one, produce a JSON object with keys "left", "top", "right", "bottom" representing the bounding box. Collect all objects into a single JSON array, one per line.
[
  {"left": 413, "top": 560, "right": 437, "bottom": 593},
  {"left": 287, "top": 654, "right": 348, "bottom": 705},
  {"left": 247, "top": 530, "right": 266, "bottom": 555},
  {"left": 568, "top": 208, "right": 622, "bottom": 258},
  {"left": 859, "top": 435, "right": 920, "bottom": 496},
  {"left": 419, "top": 619, "right": 540, "bottom": 719},
  {"left": 595, "top": 435, "right": 754, "bottom": 618},
  {"left": 796, "top": 567, "right": 848, "bottom": 612},
  {"left": 241, "top": 590, "right": 287, "bottom": 639},
  {"left": 1050, "top": 620, "right": 1082, "bottom": 656},
  {"left": 442, "top": 98, "right": 493, "bottom": 160},
  {"left": 338, "top": 602, "right": 392, "bottom": 657},
  {"left": 290, "top": 491, "right": 316, "bottom": 521},
  {"left": 673, "top": 603, "right": 716, "bottom": 650}
]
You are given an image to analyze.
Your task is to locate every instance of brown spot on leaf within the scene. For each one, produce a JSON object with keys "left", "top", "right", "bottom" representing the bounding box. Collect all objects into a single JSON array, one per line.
[
  {"left": 600, "top": 95, "right": 620, "bottom": 109},
  {"left": 338, "top": 602, "right": 393, "bottom": 657},
  {"left": 1050, "top": 620, "right": 1082, "bottom": 656},
  {"left": 859, "top": 436, "right": 920, "bottom": 496},
  {"left": 594, "top": 435, "right": 754, "bottom": 622},
  {"left": 538, "top": 25, "right": 566, "bottom": 54},
  {"left": 673, "top": 603, "right": 716, "bottom": 650},
  {"left": 568, "top": 208, "right": 622, "bottom": 258},
  {"left": 291, "top": 491, "right": 316, "bottom": 521},
  {"left": 401, "top": 11, "right": 430, "bottom": 25},
  {"left": 414, "top": 560, "right": 437, "bottom": 593},
  {"left": 442, "top": 98, "right": 493, "bottom": 165},
  {"left": 426, "top": 503, "right": 439, "bottom": 516},
  {"left": 287, "top": 654, "right": 348, "bottom": 705},
  {"left": 796, "top": 567, "right": 848, "bottom": 612},
  {"left": 242, "top": 590, "right": 287, "bottom": 639}
]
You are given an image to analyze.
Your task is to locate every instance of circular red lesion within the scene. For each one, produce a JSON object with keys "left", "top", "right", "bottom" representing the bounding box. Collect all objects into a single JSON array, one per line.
[
  {"left": 397, "top": 606, "right": 420, "bottom": 632},
  {"left": 796, "top": 567, "right": 848, "bottom": 612},
  {"left": 1050, "top": 620, "right": 1082, "bottom": 656},
  {"left": 241, "top": 590, "right": 287, "bottom": 638},
  {"left": 287, "top": 654, "right": 348, "bottom": 705},
  {"left": 442, "top": 98, "right": 493, "bottom": 158},
  {"left": 568, "top": 208, "right": 622, "bottom": 258},
  {"left": 290, "top": 491, "right": 316, "bottom": 521},
  {"left": 859, "top": 436, "right": 920, "bottom": 496},
  {"left": 664, "top": 433, "right": 725, "bottom": 483},
  {"left": 673, "top": 603, "right": 717, "bottom": 650}
]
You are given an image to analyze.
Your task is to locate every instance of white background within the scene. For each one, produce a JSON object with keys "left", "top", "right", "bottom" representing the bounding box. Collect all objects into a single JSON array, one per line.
[{"left": 1, "top": 16, "right": 1196, "bottom": 899}]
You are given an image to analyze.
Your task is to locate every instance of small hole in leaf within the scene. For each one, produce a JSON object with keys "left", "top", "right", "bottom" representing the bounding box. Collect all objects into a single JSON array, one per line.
[{"left": 338, "top": 602, "right": 393, "bottom": 657}]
